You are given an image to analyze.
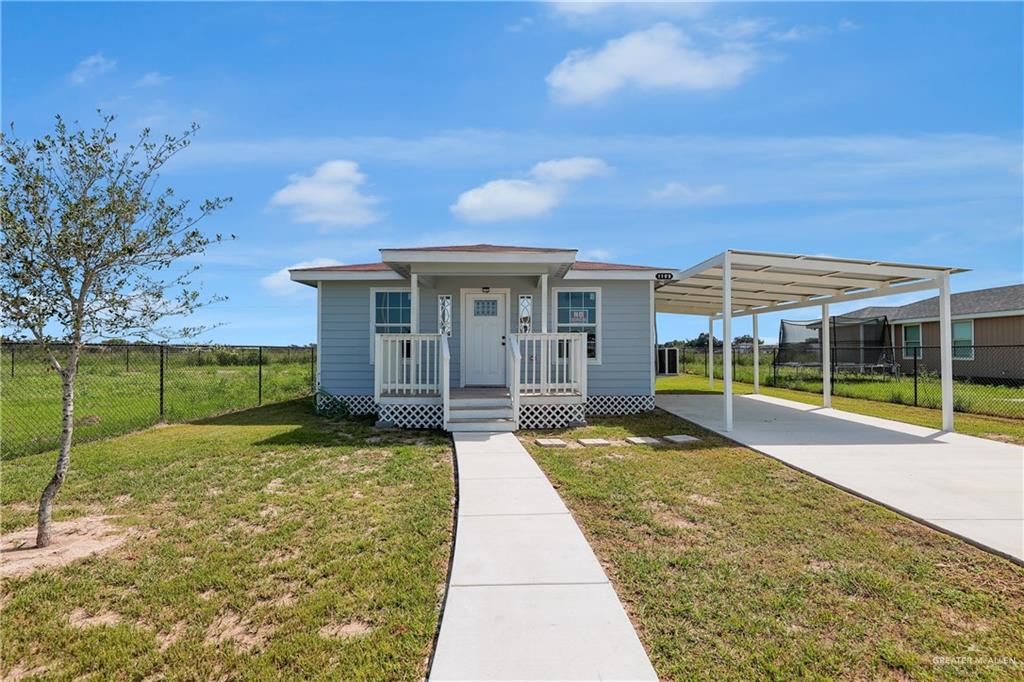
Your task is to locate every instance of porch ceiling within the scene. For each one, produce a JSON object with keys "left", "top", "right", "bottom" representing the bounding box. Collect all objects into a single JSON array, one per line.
[{"left": 655, "top": 250, "right": 966, "bottom": 318}]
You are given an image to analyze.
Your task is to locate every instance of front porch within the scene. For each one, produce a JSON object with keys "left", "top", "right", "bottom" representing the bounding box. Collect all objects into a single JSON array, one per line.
[{"left": 374, "top": 331, "right": 588, "bottom": 431}]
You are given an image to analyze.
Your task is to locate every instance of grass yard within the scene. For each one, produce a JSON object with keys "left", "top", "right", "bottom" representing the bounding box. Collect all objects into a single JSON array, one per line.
[
  {"left": 0, "top": 400, "right": 453, "bottom": 680},
  {"left": 521, "top": 411, "right": 1024, "bottom": 680},
  {"left": 658, "top": 373, "right": 1024, "bottom": 445},
  {"left": 1, "top": 353, "right": 314, "bottom": 459}
]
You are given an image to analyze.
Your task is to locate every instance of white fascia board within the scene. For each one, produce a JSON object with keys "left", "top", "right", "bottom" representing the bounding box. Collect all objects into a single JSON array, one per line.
[
  {"left": 563, "top": 269, "right": 672, "bottom": 280},
  {"left": 380, "top": 249, "right": 576, "bottom": 265},
  {"left": 290, "top": 270, "right": 404, "bottom": 282},
  {"left": 729, "top": 251, "right": 960, "bottom": 282}
]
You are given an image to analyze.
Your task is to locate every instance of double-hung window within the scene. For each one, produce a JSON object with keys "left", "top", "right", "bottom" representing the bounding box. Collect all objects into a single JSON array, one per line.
[
  {"left": 554, "top": 289, "right": 600, "bottom": 362},
  {"left": 371, "top": 289, "right": 411, "bottom": 362},
  {"left": 902, "top": 324, "right": 922, "bottom": 360},
  {"left": 953, "top": 320, "right": 974, "bottom": 360}
]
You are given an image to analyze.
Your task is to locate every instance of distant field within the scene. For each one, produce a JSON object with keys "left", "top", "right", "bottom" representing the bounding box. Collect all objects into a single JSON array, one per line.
[{"left": 1, "top": 348, "right": 313, "bottom": 459}]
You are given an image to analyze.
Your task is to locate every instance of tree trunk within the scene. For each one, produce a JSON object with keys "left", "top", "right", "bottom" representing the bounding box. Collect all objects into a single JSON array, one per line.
[{"left": 36, "top": 366, "right": 76, "bottom": 548}]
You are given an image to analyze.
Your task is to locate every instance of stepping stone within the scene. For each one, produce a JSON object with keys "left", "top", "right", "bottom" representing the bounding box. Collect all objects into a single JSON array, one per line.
[
  {"left": 626, "top": 437, "right": 662, "bottom": 445},
  {"left": 578, "top": 438, "right": 611, "bottom": 447},
  {"left": 664, "top": 434, "right": 700, "bottom": 444},
  {"left": 535, "top": 438, "right": 567, "bottom": 448}
]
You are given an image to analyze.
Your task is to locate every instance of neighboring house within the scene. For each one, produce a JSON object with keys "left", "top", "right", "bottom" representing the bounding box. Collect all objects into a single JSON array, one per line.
[
  {"left": 290, "top": 245, "right": 671, "bottom": 431},
  {"left": 844, "top": 284, "right": 1024, "bottom": 381}
]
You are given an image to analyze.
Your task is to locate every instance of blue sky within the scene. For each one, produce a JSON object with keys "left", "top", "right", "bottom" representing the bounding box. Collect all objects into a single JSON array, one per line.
[{"left": 3, "top": 1, "right": 1021, "bottom": 345}]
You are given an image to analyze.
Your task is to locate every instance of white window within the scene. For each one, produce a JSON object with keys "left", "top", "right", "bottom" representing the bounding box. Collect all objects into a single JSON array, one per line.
[
  {"left": 953, "top": 320, "right": 974, "bottom": 360},
  {"left": 553, "top": 288, "right": 601, "bottom": 363},
  {"left": 438, "top": 295, "right": 452, "bottom": 337},
  {"left": 370, "top": 288, "right": 411, "bottom": 362},
  {"left": 902, "top": 324, "right": 922, "bottom": 359},
  {"left": 518, "top": 295, "right": 533, "bottom": 333}
]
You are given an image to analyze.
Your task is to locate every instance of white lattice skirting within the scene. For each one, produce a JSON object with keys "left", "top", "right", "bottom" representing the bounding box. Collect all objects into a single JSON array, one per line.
[
  {"left": 586, "top": 394, "right": 656, "bottom": 416},
  {"left": 378, "top": 403, "right": 444, "bottom": 429},
  {"left": 518, "top": 403, "right": 586, "bottom": 430},
  {"left": 315, "top": 393, "right": 377, "bottom": 416}
]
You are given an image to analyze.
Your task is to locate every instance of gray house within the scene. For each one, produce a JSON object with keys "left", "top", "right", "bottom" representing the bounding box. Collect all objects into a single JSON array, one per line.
[{"left": 290, "top": 245, "right": 670, "bottom": 432}]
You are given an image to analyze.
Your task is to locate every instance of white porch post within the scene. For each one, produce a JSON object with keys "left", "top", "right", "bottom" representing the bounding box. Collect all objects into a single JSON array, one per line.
[
  {"left": 410, "top": 273, "right": 420, "bottom": 333},
  {"left": 938, "top": 271, "right": 955, "bottom": 431},
  {"left": 707, "top": 317, "right": 714, "bottom": 389},
  {"left": 821, "top": 303, "right": 831, "bottom": 408},
  {"left": 540, "top": 273, "right": 549, "bottom": 333},
  {"left": 722, "top": 253, "right": 733, "bottom": 432},
  {"left": 752, "top": 313, "right": 760, "bottom": 394}
]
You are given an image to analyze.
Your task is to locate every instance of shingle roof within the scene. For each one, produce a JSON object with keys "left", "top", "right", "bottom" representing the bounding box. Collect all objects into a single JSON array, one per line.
[
  {"left": 840, "top": 306, "right": 901, "bottom": 320},
  {"left": 572, "top": 260, "right": 663, "bottom": 271},
  {"left": 386, "top": 243, "right": 575, "bottom": 253},
  {"left": 845, "top": 284, "right": 1024, "bottom": 321}
]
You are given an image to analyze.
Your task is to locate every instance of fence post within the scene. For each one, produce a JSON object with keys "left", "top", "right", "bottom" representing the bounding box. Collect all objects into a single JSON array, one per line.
[
  {"left": 159, "top": 345, "right": 165, "bottom": 418},
  {"left": 258, "top": 346, "right": 263, "bottom": 406},
  {"left": 913, "top": 352, "right": 918, "bottom": 407}
]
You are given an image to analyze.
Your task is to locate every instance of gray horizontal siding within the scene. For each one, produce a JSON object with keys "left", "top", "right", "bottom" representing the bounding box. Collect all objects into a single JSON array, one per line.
[{"left": 317, "top": 276, "right": 653, "bottom": 397}]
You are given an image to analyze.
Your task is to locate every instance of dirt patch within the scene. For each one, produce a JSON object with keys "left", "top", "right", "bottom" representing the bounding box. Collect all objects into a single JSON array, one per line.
[
  {"left": 199, "top": 589, "right": 217, "bottom": 601},
  {"left": 68, "top": 607, "right": 121, "bottom": 628},
  {"left": 687, "top": 493, "right": 719, "bottom": 507},
  {"left": 259, "top": 506, "right": 280, "bottom": 520},
  {"left": 259, "top": 547, "right": 301, "bottom": 567},
  {"left": 807, "top": 559, "right": 834, "bottom": 573},
  {"left": 319, "top": 619, "right": 373, "bottom": 639},
  {"left": 2, "top": 663, "right": 50, "bottom": 680},
  {"left": 205, "top": 610, "right": 272, "bottom": 651},
  {"left": 655, "top": 510, "right": 702, "bottom": 530},
  {"left": 351, "top": 490, "right": 364, "bottom": 500},
  {"left": 264, "top": 478, "right": 285, "bottom": 494},
  {"left": 113, "top": 494, "right": 133, "bottom": 506},
  {"left": 6, "top": 502, "right": 35, "bottom": 513},
  {"left": 1, "top": 516, "right": 128, "bottom": 578},
  {"left": 156, "top": 620, "right": 188, "bottom": 651}
]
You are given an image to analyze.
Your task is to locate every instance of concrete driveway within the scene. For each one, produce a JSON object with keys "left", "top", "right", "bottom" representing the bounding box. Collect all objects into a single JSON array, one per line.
[{"left": 657, "top": 394, "right": 1024, "bottom": 564}]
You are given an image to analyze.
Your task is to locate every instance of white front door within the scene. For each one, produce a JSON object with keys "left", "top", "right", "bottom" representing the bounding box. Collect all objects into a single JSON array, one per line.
[{"left": 464, "top": 293, "right": 506, "bottom": 385}]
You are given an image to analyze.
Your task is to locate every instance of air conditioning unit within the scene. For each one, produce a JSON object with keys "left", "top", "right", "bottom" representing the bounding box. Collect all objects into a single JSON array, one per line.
[{"left": 656, "top": 346, "right": 679, "bottom": 375}]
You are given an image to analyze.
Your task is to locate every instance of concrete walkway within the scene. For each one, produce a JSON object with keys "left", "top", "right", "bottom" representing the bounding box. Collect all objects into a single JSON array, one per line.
[
  {"left": 430, "top": 431, "right": 657, "bottom": 682},
  {"left": 657, "top": 394, "right": 1024, "bottom": 563}
]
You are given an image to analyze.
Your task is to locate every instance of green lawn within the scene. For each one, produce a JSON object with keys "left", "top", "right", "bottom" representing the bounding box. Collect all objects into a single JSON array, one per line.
[
  {"left": 1, "top": 400, "right": 453, "bottom": 680},
  {"left": 1, "top": 352, "right": 314, "bottom": 459},
  {"left": 521, "top": 411, "right": 1024, "bottom": 680},
  {"left": 658, "top": 373, "right": 1024, "bottom": 445}
]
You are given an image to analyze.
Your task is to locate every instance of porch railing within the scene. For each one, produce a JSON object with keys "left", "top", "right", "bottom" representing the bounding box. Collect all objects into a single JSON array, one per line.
[
  {"left": 441, "top": 334, "right": 451, "bottom": 427},
  {"left": 507, "top": 333, "right": 522, "bottom": 427},
  {"left": 516, "top": 332, "right": 588, "bottom": 397},
  {"left": 374, "top": 333, "right": 443, "bottom": 399}
]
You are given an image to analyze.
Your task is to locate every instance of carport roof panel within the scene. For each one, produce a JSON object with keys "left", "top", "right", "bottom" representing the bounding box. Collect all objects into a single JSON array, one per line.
[{"left": 656, "top": 250, "right": 967, "bottom": 317}]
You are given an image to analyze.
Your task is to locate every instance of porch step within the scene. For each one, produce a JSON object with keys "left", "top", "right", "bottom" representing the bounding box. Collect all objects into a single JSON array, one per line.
[
  {"left": 446, "top": 417, "right": 516, "bottom": 433},
  {"left": 449, "top": 397, "right": 512, "bottom": 409},
  {"left": 449, "top": 406, "right": 514, "bottom": 420}
]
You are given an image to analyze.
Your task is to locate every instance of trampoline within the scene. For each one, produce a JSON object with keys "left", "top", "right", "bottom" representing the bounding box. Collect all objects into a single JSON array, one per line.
[{"left": 776, "top": 315, "right": 897, "bottom": 375}]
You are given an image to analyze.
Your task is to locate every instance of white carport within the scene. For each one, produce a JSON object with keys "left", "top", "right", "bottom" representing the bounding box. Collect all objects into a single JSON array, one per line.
[{"left": 655, "top": 250, "right": 966, "bottom": 432}]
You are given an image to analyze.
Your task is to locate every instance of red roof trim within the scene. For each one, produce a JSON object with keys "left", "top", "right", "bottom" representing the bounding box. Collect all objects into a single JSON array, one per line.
[
  {"left": 383, "top": 243, "right": 576, "bottom": 253},
  {"left": 290, "top": 262, "right": 391, "bottom": 272}
]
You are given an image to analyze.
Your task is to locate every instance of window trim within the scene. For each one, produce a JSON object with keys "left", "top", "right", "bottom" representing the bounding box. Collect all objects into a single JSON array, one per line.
[
  {"left": 902, "top": 323, "right": 922, "bottom": 360},
  {"left": 369, "top": 287, "right": 411, "bottom": 364},
  {"left": 550, "top": 286, "right": 602, "bottom": 365},
  {"left": 952, "top": 319, "right": 975, "bottom": 361}
]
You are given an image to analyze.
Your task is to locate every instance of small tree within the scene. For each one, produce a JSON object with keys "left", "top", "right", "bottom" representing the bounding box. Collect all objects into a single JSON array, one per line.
[{"left": 1, "top": 114, "right": 231, "bottom": 547}]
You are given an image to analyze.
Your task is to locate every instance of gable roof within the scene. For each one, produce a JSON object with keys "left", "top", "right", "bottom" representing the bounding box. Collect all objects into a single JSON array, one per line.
[
  {"left": 845, "top": 284, "right": 1024, "bottom": 321},
  {"left": 289, "top": 262, "right": 391, "bottom": 272},
  {"left": 385, "top": 243, "right": 575, "bottom": 254}
]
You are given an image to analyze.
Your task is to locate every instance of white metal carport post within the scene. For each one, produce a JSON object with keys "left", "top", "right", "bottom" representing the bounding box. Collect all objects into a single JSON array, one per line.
[
  {"left": 939, "top": 271, "right": 954, "bottom": 431},
  {"left": 752, "top": 313, "right": 759, "bottom": 394},
  {"left": 821, "top": 302, "right": 831, "bottom": 408},
  {"left": 722, "top": 253, "right": 733, "bottom": 432}
]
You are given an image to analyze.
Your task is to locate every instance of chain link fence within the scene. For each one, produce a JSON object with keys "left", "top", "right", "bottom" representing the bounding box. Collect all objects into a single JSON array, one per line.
[
  {"left": 667, "top": 344, "right": 1024, "bottom": 419},
  {"left": 1, "top": 342, "right": 316, "bottom": 459}
]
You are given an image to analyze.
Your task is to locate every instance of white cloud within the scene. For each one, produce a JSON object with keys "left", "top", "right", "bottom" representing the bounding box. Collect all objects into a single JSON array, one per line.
[
  {"left": 451, "top": 156, "right": 609, "bottom": 222},
  {"left": 770, "top": 25, "right": 830, "bottom": 43},
  {"left": 69, "top": 53, "right": 116, "bottom": 85},
  {"left": 838, "top": 18, "right": 862, "bottom": 31},
  {"left": 506, "top": 16, "right": 534, "bottom": 33},
  {"left": 261, "top": 258, "right": 342, "bottom": 296},
  {"left": 270, "top": 160, "right": 382, "bottom": 227},
  {"left": 450, "top": 180, "right": 561, "bottom": 222},
  {"left": 530, "top": 156, "right": 610, "bottom": 182},
  {"left": 549, "top": 2, "right": 707, "bottom": 25},
  {"left": 649, "top": 181, "right": 726, "bottom": 203},
  {"left": 698, "top": 18, "right": 773, "bottom": 41},
  {"left": 135, "top": 71, "right": 172, "bottom": 87},
  {"left": 582, "top": 248, "right": 613, "bottom": 260},
  {"left": 546, "top": 23, "right": 759, "bottom": 104}
]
